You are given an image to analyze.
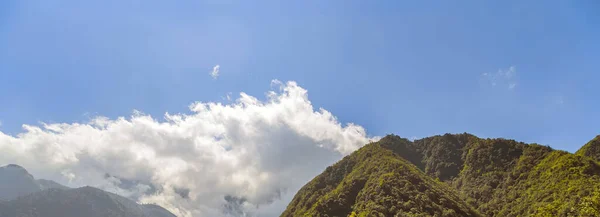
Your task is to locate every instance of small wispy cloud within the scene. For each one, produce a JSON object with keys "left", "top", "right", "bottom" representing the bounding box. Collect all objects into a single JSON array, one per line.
[
  {"left": 270, "top": 79, "right": 283, "bottom": 90},
  {"left": 221, "top": 92, "right": 233, "bottom": 101},
  {"left": 482, "top": 66, "right": 517, "bottom": 90},
  {"left": 210, "top": 65, "right": 220, "bottom": 79},
  {"left": 555, "top": 95, "right": 565, "bottom": 105}
]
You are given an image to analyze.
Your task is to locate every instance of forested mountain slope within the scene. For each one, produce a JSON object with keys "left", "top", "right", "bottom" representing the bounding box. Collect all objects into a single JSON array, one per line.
[
  {"left": 281, "top": 142, "right": 482, "bottom": 217},
  {"left": 576, "top": 135, "right": 600, "bottom": 161},
  {"left": 282, "top": 133, "right": 600, "bottom": 217}
]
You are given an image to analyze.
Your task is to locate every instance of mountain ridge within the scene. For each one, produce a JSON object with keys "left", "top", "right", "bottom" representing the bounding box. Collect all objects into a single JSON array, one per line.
[
  {"left": 281, "top": 138, "right": 482, "bottom": 217},
  {"left": 0, "top": 164, "right": 176, "bottom": 217},
  {"left": 576, "top": 135, "right": 600, "bottom": 161},
  {"left": 282, "top": 133, "right": 600, "bottom": 217}
]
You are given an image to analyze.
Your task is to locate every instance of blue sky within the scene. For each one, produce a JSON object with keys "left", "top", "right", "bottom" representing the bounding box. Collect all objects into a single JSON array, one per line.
[{"left": 1, "top": 0, "right": 599, "bottom": 152}]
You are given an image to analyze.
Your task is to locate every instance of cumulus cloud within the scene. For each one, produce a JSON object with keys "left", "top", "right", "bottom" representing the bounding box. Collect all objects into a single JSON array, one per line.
[
  {"left": 210, "top": 65, "right": 220, "bottom": 79},
  {"left": 0, "top": 81, "right": 375, "bottom": 217},
  {"left": 482, "top": 66, "right": 517, "bottom": 90}
]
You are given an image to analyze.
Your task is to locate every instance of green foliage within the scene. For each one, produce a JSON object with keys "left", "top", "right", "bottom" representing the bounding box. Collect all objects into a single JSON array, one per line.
[
  {"left": 282, "top": 133, "right": 600, "bottom": 217},
  {"left": 280, "top": 141, "right": 481, "bottom": 217},
  {"left": 494, "top": 152, "right": 600, "bottom": 216},
  {"left": 411, "top": 133, "right": 474, "bottom": 181},
  {"left": 576, "top": 135, "right": 600, "bottom": 161}
]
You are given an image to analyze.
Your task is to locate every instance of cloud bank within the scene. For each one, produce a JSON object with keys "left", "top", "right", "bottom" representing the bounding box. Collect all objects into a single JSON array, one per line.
[{"left": 0, "top": 80, "right": 375, "bottom": 217}]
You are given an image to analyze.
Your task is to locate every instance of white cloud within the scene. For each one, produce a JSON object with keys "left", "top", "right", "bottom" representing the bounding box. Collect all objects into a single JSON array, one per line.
[
  {"left": 221, "top": 92, "right": 232, "bottom": 101},
  {"left": 555, "top": 95, "right": 565, "bottom": 105},
  {"left": 210, "top": 65, "right": 220, "bottom": 79},
  {"left": 0, "top": 81, "right": 375, "bottom": 217},
  {"left": 482, "top": 66, "right": 517, "bottom": 90}
]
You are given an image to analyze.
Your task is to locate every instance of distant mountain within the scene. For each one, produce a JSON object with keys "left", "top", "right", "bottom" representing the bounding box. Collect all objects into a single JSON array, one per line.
[
  {"left": 0, "top": 164, "right": 41, "bottom": 201},
  {"left": 282, "top": 133, "right": 600, "bottom": 217},
  {"left": 142, "top": 204, "right": 177, "bottom": 217},
  {"left": 0, "top": 164, "right": 176, "bottom": 217},
  {"left": 0, "top": 186, "right": 146, "bottom": 217},
  {"left": 36, "top": 179, "right": 69, "bottom": 191},
  {"left": 0, "top": 164, "right": 70, "bottom": 202}
]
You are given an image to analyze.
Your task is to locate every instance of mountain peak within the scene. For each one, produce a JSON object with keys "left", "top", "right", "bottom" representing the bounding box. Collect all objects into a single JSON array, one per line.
[
  {"left": 4, "top": 164, "right": 24, "bottom": 168},
  {"left": 576, "top": 135, "right": 600, "bottom": 161},
  {"left": 0, "top": 164, "right": 40, "bottom": 201},
  {"left": 281, "top": 141, "right": 482, "bottom": 217},
  {"left": 2, "top": 164, "right": 28, "bottom": 172},
  {"left": 283, "top": 133, "right": 600, "bottom": 217},
  {"left": 0, "top": 165, "right": 177, "bottom": 217},
  {"left": 0, "top": 164, "right": 33, "bottom": 177}
]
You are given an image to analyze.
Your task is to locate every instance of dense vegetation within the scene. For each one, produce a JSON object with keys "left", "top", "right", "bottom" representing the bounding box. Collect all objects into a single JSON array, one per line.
[
  {"left": 281, "top": 140, "right": 481, "bottom": 217},
  {"left": 282, "top": 133, "right": 600, "bottom": 217},
  {"left": 576, "top": 135, "right": 600, "bottom": 161}
]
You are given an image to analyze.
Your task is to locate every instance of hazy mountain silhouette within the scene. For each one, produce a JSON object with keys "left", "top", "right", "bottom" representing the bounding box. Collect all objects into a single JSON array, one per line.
[
  {"left": 0, "top": 164, "right": 41, "bottom": 201},
  {"left": 0, "top": 164, "right": 176, "bottom": 217}
]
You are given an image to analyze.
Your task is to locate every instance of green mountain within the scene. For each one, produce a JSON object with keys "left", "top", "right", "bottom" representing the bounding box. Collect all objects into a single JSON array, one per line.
[
  {"left": 281, "top": 139, "right": 482, "bottom": 217},
  {"left": 576, "top": 135, "right": 600, "bottom": 161},
  {"left": 282, "top": 133, "right": 600, "bottom": 217}
]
